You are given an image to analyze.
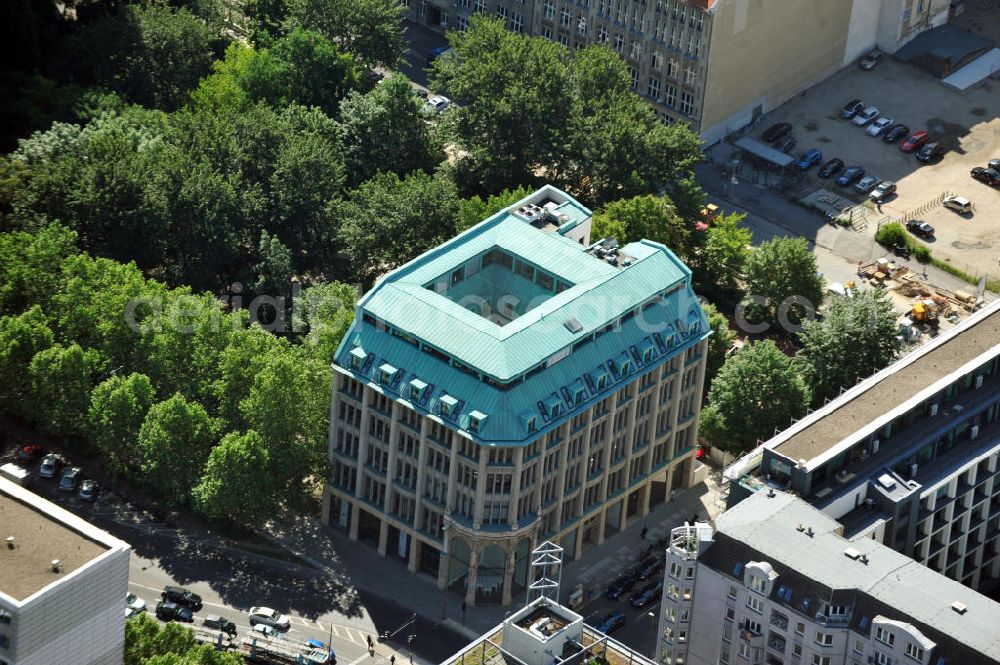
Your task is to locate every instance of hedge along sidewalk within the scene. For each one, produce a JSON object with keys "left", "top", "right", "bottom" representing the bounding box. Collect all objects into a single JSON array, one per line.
[{"left": 874, "top": 222, "right": 1000, "bottom": 293}]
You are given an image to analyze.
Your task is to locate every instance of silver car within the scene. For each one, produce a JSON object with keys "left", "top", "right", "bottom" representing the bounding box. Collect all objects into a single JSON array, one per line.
[
  {"left": 852, "top": 106, "right": 879, "bottom": 127},
  {"left": 854, "top": 176, "right": 880, "bottom": 194},
  {"left": 248, "top": 607, "right": 290, "bottom": 631},
  {"left": 865, "top": 116, "right": 894, "bottom": 137}
]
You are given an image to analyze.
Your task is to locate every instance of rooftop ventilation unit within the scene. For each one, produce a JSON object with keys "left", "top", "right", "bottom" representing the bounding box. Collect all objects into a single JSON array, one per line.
[
  {"left": 51, "top": 559, "right": 61, "bottom": 573},
  {"left": 563, "top": 317, "right": 583, "bottom": 334},
  {"left": 844, "top": 548, "right": 862, "bottom": 560},
  {"left": 5, "top": 536, "right": 14, "bottom": 550},
  {"left": 951, "top": 601, "right": 968, "bottom": 615}
]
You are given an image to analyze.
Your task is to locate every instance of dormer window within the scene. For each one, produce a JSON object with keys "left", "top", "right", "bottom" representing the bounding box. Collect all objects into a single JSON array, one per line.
[
  {"left": 543, "top": 394, "right": 563, "bottom": 419},
  {"left": 469, "top": 410, "right": 487, "bottom": 434},
  {"left": 571, "top": 380, "right": 586, "bottom": 406},
  {"left": 520, "top": 410, "right": 539, "bottom": 434},
  {"left": 350, "top": 346, "right": 367, "bottom": 370},
  {"left": 409, "top": 378, "right": 428, "bottom": 401},
  {"left": 379, "top": 363, "right": 398, "bottom": 385},
  {"left": 590, "top": 367, "right": 610, "bottom": 392},
  {"left": 440, "top": 393, "right": 459, "bottom": 418},
  {"left": 639, "top": 338, "right": 656, "bottom": 364}
]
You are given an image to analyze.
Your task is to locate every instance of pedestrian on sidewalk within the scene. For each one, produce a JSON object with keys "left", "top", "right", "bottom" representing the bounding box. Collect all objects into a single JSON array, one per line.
[
  {"left": 391, "top": 655, "right": 396, "bottom": 665},
  {"left": 640, "top": 526, "right": 648, "bottom": 540},
  {"left": 368, "top": 635, "right": 375, "bottom": 657}
]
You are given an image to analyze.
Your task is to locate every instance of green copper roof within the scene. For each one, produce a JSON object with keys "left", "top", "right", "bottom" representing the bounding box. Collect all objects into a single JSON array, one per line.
[
  {"left": 334, "top": 185, "right": 709, "bottom": 446},
  {"left": 357, "top": 185, "right": 691, "bottom": 381}
]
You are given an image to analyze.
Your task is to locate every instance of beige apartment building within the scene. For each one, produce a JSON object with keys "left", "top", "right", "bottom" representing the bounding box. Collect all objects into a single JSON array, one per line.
[{"left": 406, "top": 0, "right": 949, "bottom": 145}]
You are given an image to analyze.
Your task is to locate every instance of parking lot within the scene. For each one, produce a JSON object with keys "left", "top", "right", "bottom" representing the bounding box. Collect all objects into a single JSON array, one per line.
[{"left": 750, "top": 54, "right": 1000, "bottom": 278}]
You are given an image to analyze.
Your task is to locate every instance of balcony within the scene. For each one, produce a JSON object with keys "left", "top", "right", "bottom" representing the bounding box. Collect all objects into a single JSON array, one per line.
[
  {"left": 767, "top": 632, "right": 787, "bottom": 653},
  {"left": 770, "top": 614, "right": 789, "bottom": 631}
]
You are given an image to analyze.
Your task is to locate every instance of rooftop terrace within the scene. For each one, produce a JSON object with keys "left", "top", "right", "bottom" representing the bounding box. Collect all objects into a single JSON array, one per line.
[
  {"left": 770, "top": 299, "right": 1000, "bottom": 464},
  {"left": 1, "top": 480, "right": 112, "bottom": 602}
]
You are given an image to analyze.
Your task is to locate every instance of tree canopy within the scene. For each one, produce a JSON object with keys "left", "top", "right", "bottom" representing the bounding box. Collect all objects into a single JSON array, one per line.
[
  {"left": 798, "top": 289, "right": 902, "bottom": 406},
  {"left": 700, "top": 340, "right": 811, "bottom": 454},
  {"left": 743, "top": 237, "right": 823, "bottom": 331},
  {"left": 591, "top": 195, "right": 693, "bottom": 261}
]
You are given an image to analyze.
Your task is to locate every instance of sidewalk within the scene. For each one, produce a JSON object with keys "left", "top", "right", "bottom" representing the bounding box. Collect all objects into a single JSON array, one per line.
[{"left": 262, "top": 474, "right": 726, "bottom": 638}]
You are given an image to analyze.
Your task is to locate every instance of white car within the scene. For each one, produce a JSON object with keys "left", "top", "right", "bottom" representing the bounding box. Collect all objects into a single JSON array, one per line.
[
  {"left": 423, "top": 95, "right": 450, "bottom": 113},
  {"left": 942, "top": 195, "right": 972, "bottom": 214},
  {"left": 852, "top": 106, "right": 879, "bottom": 127},
  {"left": 248, "top": 607, "right": 290, "bottom": 631},
  {"left": 865, "top": 116, "right": 894, "bottom": 137},
  {"left": 252, "top": 623, "right": 279, "bottom": 638},
  {"left": 126, "top": 592, "right": 147, "bottom": 618}
]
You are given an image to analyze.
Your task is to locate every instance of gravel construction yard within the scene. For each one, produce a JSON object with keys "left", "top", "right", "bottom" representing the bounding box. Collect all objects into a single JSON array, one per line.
[{"left": 751, "top": 54, "right": 1000, "bottom": 281}]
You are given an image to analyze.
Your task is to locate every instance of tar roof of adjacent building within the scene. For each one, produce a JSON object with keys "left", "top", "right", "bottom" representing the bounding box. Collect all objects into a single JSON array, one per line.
[
  {"left": 702, "top": 490, "right": 1000, "bottom": 663},
  {"left": 769, "top": 297, "right": 1000, "bottom": 465},
  {"left": 335, "top": 185, "right": 709, "bottom": 446},
  {"left": 0, "top": 477, "right": 128, "bottom": 604}
]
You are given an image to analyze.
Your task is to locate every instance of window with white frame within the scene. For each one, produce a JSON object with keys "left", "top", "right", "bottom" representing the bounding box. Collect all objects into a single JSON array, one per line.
[
  {"left": 561, "top": 8, "right": 571, "bottom": 25},
  {"left": 748, "top": 575, "right": 765, "bottom": 594},
  {"left": 725, "top": 607, "right": 735, "bottom": 622},
  {"left": 874, "top": 652, "right": 891, "bottom": 665},
  {"left": 795, "top": 623, "right": 805, "bottom": 636},
  {"left": 511, "top": 12, "right": 523, "bottom": 31},
  {"left": 684, "top": 65, "right": 696, "bottom": 84},
  {"left": 679, "top": 91, "right": 694, "bottom": 116},
  {"left": 418, "top": 0, "right": 426, "bottom": 15},
  {"left": 457, "top": 15, "right": 468, "bottom": 29},
  {"left": 738, "top": 643, "right": 751, "bottom": 659},
  {"left": 614, "top": 34, "right": 624, "bottom": 52},
  {"left": 440, "top": 9, "right": 449, "bottom": 25},
  {"left": 497, "top": 5, "right": 508, "bottom": 18},
  {"left": 669, "top": 562, "right": 682, "bottom": 579},
  {"left": 630, "top": 40, "right": 640, "bottom": 59},
  {"left": 558, "top": 34, "right": 569, "bottom": 46},
  {"left": 597, "top": 26, "right": 608, "bottom": 42},
  {"left": 542, "top": 26, "right": 553, "bottom": 39},
  {"left": 628, "top": 67, "right": 638, "bottom": 89},
  {"left": 854, "top": 639, "right": 865, "bottom": 654},
  {"left": 812, "top": 657, "right": 831, "bottom": 665},
  {"left": 599, "top": 0, "right": 611, "bottom": 15},
  {"left": 458, "top": 0, "right": 469, "bottom": 6},
  {"left": 815, "top": 631, "right": 833, "bottom": 646},
  {"left": 720, "top": 646, "right": 730, "bottom": 664},
  {"left": 685, "top": 566, "right": 695, "bottom": 579},
  {"left": 616, "top": 1, "right": 625, "bottom": 22},
  {"left": 875, "top": 627, "right": 895, "bottom": 647},
  {"left": 475, "top": 0, "right": 486, "bottom": 11},
  {"left": 906, "top": 644, "right": 924, "bottom": 660},
  {"left": 746, "top": 595, "right": 763, "bottom": 613},
  {"left": 728, "top": 585, "right": 738, "bottom": 600},
  {"left": 745, "top": 619, "right": 762, "bottom": 634},
  {"left": 578, "top": 16, "right": 587, "bottom": 35},
  {"left": 544, "top": 0, "right": 554, "bottom": 18}
]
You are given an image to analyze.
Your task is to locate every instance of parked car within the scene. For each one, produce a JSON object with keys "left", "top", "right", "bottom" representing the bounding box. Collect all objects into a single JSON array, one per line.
[
  {"left": 79, "top": 479, "right": 100, "bottom": 501},
  {"left": 605, "top": 574, "right": 638, "bottom": 600},
  {"left": 865, "top": 116, "right": 894, "bottom": 137},
  {"left": 795, "top": 148, "right": 822, "bottom": 169},
  {"left": 637, "top": 557, "right": 664, "bottom": 580},
  {"left": 854, "top": 176, "right": 880, "bottom": 194},
  {"left": 989, "top": 159, "right": 1000, "bottom": 171},
  {"left": 851, "top": 106, "right": 879, "bottom": 127},
  {"left": 839, "top": 98, "right": 864, "bottom": 119},
  {"left": 126, "top": 593, "right": 147, "bottom": 619},
  {"left": 58, "top": 466, "right": 81, "bottom": 492},
  {"left": 942, "top": 195, "right": 972, "bottom": 214},
  {"left": 39, "top": 453, "right": 65, "bottom": 479},
  {"left": 971, "top": 167, "right": 1000, "bottom": 186},
  {"left": 249, "top": 607, "right": 291, "bottom": 631},
  {"left": 413, "top": 88, "right": 428, "bottom": 99},
  {"left": 900, "top": 130, "right": 929, "bottom": 153},
  {"left": 818, "top": 158, "right": 844, "bottom": 178},
  {"left": 595, "top": 612, "right": 626, "bottom": 635},
  {"left": 203, "top": 615, "right": 238, "bottom": 637},
  {"left": 860, "top": 50, "right": 883, "bottom": 70},
  {"left": 761, "top": 122, "right": 792, "bottom": 143},
  {"left": 162, "top": 586, "right": 203, "bottom": 611},
  {"left": 882, "top": 124, "right": 910, "bottom": 143},
  {"left": 304, "top": 642, "right": 336, "bottom": 664},
  {"left": 916, "top": 142, "right": 943, "bottom": 163},
  {"left": 156, "top": 601, "right": 194, "bottom": 623},
  {"left": 836, "top": 166, "right": 865, "bottom": 186},
  {"left": 870, "top": 181, "right": 897, "bottom": 201},
  {"left": 422, "top": 95, "right": 450, "bottom": 114},
  {"left": 630, "top": 581, "right": 663, "bottom": 608},
  {"left": 425, "top": 45, "right": 452, "bottom": 66},
  {"left": 253, "top": 623, "right": 280, "bottom": 639},
  {"left": 16, "top": 444, "right": 44, "bottom": 463},
  {"left": 905, "top": 220, "right": 935, "bottom": 238},
  {"left": 776, "top": 136, "right": 797, "bottom": 154}
]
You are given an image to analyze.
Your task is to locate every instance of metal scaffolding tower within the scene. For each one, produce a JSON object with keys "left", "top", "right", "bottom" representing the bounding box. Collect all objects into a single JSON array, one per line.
[{"left": 525, "top": 541, "right": 564, "bottom": 605}]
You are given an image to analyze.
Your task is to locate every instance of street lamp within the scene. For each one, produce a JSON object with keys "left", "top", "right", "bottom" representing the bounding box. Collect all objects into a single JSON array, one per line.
[{"left": 647, "top": 611, "right": 657, "bottom": 658}]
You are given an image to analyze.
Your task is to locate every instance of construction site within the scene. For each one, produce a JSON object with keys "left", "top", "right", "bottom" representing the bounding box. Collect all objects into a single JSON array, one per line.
[{"left": 192, "top": 625, "right": 334, "bottom": 664}]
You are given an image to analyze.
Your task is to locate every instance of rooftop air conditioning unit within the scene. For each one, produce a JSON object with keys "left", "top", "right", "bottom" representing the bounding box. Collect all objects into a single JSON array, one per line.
[
  {"left": 871, "top": 438, "right": 880, "bottom": 454},
  {"left": 970, "top": 425, "right": 980, "bottom": 440},
  {"left": 975, "top": 375, "right": 984, "bottom": 390},
  {"left": 930, "top": 403, "right": 939, "bottom": 417},
  {"left": 909, "top": 463, "right": 919, "bottom": 478}
]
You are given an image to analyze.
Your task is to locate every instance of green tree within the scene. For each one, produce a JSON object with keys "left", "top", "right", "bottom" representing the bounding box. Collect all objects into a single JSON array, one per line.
[
  {"left": 700, "top": 301, "right": 735, "bottom": 384},
  {"left": 456, "top": 186, "right": 533, "bottom": 233},
  {"left": 284, "top": 0, "right": 406, "bottom": 69},
  {"left": 699, "top": 212, "right": 751, "bottom": 294},
  {"left": 0, "top": 306, "right": 54, "bottom": 418},
  {"left": 210, "top": 325, "right": 283, "bottom": 433},
  {"left": 591, "top": 195, "right": 692, "bottom": 260},
  {"left": 252, "top": 230, "right": 293, "bottom": 296},
  {"left": 743, "top": 237, "right": 823, "bottom": 330},
  {"left": 292, "top": 281, "right": 357, "bottom": 362},
  {"left": 799, "top": 289, "right": 902, "bottom": 406},
  {"left": 700, "top": 340, "right": 810, "bottom": 454},
  {"left": 0, "top": 225, "right": 78, "bottom": 315},
  {"left": 335, "top": 171, "right": 459, "bottom": 283},
  {"left": 126, "top": 613, "right": 241, "bottom": 665},
  {"left": 137, "top": 394, "right": 219, "bottom": 505},
  {"left": 66, "top": 6, "right": 216, "bottom": 110},
  {"left": 193, "top": 430, "right": 277, "bottom": 524},
  {"left": 87, "top": 373, "right": 157, "bottom": 475},
  {"left": 29, "top": 343, "right": 102, "bottom": 437},
  {"left": 338, "top": 73, "right": 438, "bottom": 186}
]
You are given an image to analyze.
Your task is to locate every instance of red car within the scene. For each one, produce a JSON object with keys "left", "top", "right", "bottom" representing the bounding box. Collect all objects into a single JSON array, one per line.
[
  {"left": 16, "top": 444, "right": 45, "bottom": 462},
  {"left": 900, "top": 130, "right": 929, "bottom": 153}
]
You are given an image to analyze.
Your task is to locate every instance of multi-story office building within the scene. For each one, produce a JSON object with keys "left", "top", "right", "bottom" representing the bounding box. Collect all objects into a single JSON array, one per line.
[
  {"left": 406, "top": 0, "right": 948, "bottom": 145},
  {"left": 324, "top": 185, "right": 709, "bottom": 606},
  {"left": 727, "top": 298, "right": 1000, "bottom": 594},
  {"left": 658, "top": 490, "right": 1000, "bottom": 665},
  {"left": 441, "top": 595, "right": 655, "bottom": 665},
  {"left": 0, "top": 477, "right": 131, "bottom": 665}
]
